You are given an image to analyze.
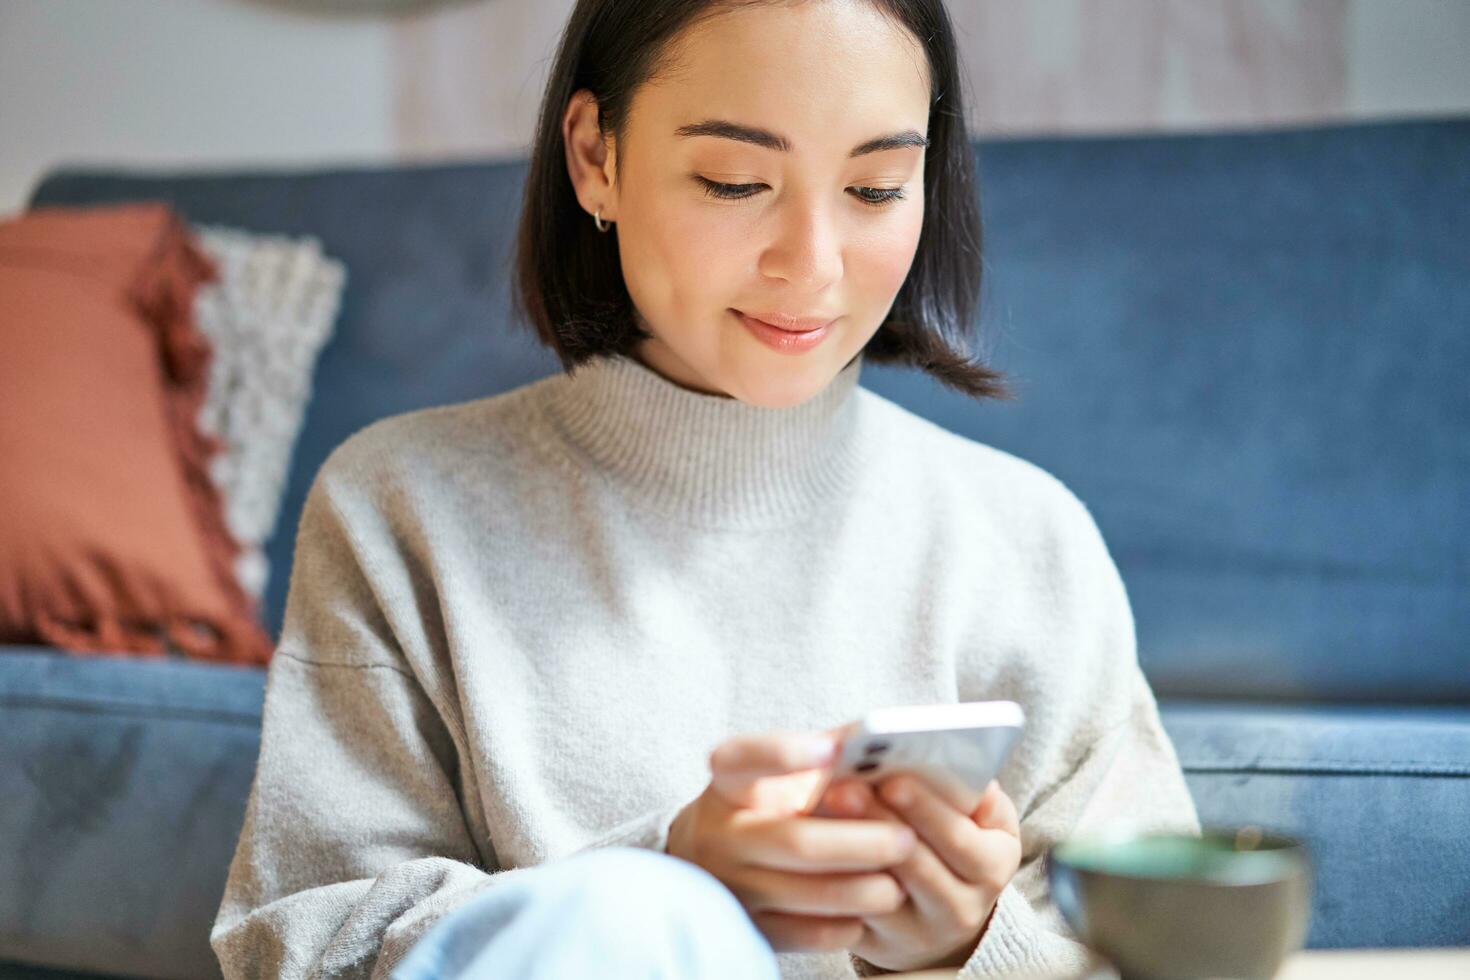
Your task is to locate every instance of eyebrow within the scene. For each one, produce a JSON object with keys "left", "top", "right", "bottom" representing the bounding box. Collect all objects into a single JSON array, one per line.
[{"left": 674, "top": 118, "right": 928, "bottom": 157}]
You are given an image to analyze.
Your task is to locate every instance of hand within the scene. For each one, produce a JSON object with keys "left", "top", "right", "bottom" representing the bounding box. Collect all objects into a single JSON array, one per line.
[
  {"left": 665, "top": 729, "right": 919, "bottom": 954},
  {"left": 817, "top": 773, "right": 1022, "bottom": 972}
]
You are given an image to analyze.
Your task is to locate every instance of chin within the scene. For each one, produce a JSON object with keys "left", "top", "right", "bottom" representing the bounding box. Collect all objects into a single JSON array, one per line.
[{"left": 728, "top": 365, "right": 830, "bottom": 409}]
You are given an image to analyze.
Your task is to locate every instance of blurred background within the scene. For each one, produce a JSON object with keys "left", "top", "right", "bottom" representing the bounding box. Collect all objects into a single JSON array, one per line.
[
  {"left": 2, "top": 3, "right": 1468, "bottom": 980},
  {"left": 4, "top": 0, "right": 1470, "bottom": 215}
]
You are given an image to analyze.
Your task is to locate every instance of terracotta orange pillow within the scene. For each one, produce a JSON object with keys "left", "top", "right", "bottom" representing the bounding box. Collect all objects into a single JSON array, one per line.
[{"left": 0, "top": 202, "right": 273, "bottom": 665}]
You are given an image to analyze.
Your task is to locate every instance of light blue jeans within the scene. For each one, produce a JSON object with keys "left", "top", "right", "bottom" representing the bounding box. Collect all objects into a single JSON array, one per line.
[{"left": 391, "top": 847, "right": 782, "bottom": 979}]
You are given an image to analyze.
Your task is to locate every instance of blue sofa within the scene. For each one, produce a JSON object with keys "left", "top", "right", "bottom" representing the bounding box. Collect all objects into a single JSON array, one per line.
[{"left": 3, "top": 115, "right": 1467, "bottom": 980}]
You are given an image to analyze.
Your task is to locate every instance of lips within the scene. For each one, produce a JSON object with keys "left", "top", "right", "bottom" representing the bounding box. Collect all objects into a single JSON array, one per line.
[
  {"left": 736, "top": 310, "right": 834, "bottom": 354},
  {"left": 736, "top": 310, "right": 838, "bottom": 333}
]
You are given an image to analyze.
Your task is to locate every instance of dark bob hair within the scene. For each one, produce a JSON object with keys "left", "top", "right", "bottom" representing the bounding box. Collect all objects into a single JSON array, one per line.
[{"left": 513, "top": 0, "right": 1011, "bottom": 401}]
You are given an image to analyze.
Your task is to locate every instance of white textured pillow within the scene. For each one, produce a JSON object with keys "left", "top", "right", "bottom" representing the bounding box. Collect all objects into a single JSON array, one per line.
[{"left": 191, "top": 225, "right": 345, "bottom": 604}]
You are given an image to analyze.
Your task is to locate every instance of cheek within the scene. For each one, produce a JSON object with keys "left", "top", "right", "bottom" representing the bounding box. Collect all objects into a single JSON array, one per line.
[
  {"left": 851, "top": 208, "right": 925, "bottom": 301},
  {"left": 618, "top": 196, "right": 744, "bottom": 321}
]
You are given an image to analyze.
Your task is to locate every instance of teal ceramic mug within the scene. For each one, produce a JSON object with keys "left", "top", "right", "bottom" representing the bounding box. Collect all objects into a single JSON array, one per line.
[{"left": 1046, "top": 826, "right": 1313, "bottom": 980}]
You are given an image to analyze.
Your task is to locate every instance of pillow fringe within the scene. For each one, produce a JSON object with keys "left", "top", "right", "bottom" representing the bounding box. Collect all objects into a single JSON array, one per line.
[{"left": 123, "top": 206, "right": 275, "bottom": 666}]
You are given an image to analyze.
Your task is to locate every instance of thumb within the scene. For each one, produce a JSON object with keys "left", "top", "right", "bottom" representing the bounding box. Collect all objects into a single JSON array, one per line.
[{"left": 708, "top": 729, "right": 843, "bottom": 809}]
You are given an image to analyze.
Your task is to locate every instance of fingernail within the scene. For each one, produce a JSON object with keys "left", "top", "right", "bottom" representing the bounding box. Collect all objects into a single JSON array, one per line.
[
  {"left": 798, "top": 735, "right": 836, "bottom": 766},
  {"left": 896, "top": 827, "right": 916, "bottom": 850},
  {"left": 888, "top": 781, "right": 915, "bottom": 808}
]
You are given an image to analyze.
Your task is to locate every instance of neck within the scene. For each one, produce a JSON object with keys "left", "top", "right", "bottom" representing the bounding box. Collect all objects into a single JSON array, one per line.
[{"left": 538, "top": 352, "right": 869, "bottom": 530}]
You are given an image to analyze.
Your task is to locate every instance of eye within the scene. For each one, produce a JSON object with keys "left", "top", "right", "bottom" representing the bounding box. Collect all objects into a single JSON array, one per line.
[
  {"left": 849, "top": 186, "right": 907, "bottom": 207},
  {"left": 693, "top": 176, "right": 907, "bottom": 208},
  {"left": 695, "top": 176, "right": 765, "bottom": 200}
]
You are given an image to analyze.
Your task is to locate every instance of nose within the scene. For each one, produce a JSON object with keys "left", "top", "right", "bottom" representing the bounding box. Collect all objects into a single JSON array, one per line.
[{"left": 757, "top": 198, "right": 845, "bottom": 292}]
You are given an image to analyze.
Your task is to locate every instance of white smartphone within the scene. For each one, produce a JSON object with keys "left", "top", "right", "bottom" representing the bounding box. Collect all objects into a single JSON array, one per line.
[{"left": 801, "top": 700, "right": 1026, "bottom": 816}]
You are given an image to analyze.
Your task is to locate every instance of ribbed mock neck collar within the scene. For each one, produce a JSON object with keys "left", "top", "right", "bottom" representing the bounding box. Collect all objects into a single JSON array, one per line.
[{"left": 538, "top": 352, "right": 868, "bottom": 530}]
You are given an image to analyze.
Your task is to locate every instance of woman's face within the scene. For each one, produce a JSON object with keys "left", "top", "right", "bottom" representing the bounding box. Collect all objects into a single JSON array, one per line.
[{"left": 563, "top": 0, "right": 931, "bottom": 407}]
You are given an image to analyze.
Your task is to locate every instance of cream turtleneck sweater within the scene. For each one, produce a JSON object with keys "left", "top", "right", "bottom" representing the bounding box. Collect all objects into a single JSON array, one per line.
[{"left": 210, "top": 351, "right": 1199, "bottom": 980}]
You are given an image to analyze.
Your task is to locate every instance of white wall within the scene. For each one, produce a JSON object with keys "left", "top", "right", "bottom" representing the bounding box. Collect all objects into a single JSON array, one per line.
[
  {"left": 3, "top": 0, "right": 1469, "bottom": 216},
  {"left": 0, "top": 0, "right": 395, "bottom": 214},
  {"left": 1348, "top": 0, "right": 1470, "bottom": 115}
]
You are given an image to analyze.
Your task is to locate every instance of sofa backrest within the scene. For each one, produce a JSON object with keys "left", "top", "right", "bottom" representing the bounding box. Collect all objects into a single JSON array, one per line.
[{"left": 29, "top": 116, "right": 1469, "bottom": 703}]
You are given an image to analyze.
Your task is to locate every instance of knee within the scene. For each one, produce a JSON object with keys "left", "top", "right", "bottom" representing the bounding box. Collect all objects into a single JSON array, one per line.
[
  {"left": 561, "top": 848, "right": 765, "bottom": 941},
  {"left": 394, "top": 847, "right": 778, "bottom": 980},
  {"left": 558, "top": 846, "right": 745, "bottom": 923},
  {"left": 553, "top": 847, "right": 775, "bottom": 972}
]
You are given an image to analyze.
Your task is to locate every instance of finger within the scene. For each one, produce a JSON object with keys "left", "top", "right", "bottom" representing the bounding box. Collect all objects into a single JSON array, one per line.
[
  {"left": 879, "top": 775, "right": 992, "bottom": 885},
  {"left": 881, "top": 827, "right": 985, "bottom": 934},
  {"left": 750, "top": 910, "right": 866, "bottom": 954},
  {"left": 731, "top": 865, "right": 908, "bottom": 917},
  {"left": 971, "top": 780, "right": 1022, "bottom": 839},
  {"left": 797, "top": 723, "right": 864, "bottom": 815},
  {"left": 813, "top": 787, "right": 970, "bottom": 968},
  {"left": 813, "top": 777, "right": 875, "bottom": 818},
  {"left": 710, "top": 731, "right": 838, "bottom": 779},
  {"left": 710, "top": 732, "right": 838, "bottom": 808},
  {"left": 850, "top": 790, "right": 988, "bottom": 947},
  {"left": 732, "top": 810, "right": 917, "bottom": 872},
  {"left": 831, "top": 778, "right": 907, "bottom": 829}
]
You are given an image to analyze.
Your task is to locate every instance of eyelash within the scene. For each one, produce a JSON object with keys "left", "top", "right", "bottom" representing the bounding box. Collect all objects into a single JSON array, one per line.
[{"left": 694, "top": 175, "right": 906, "bottom": 208}]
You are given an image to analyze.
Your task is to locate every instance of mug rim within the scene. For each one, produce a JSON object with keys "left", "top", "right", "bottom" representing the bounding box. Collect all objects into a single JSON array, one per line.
[{"left": 1050, "top": 826, "right": 1309, "bottom": 887}]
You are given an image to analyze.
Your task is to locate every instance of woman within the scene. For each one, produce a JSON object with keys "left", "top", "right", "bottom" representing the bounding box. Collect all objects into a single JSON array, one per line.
[{"left": 211, "top": 1, "right": 1200, "bottom": 978}]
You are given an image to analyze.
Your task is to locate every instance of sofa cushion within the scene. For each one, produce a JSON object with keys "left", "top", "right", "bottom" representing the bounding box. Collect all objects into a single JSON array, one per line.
[
  {"left": 0, "top": 963, "right": 119, "bottom": 979},
  {"left": 861, "top": 117, "right": 1470, "bottom": 703},
  {"left": 1159, "top": 699, "right": 1470, "bottom": 949},
  {"left": 0, "top": 646, "right": 264, "bottom": 980},
  {"left": 27, "top": 117, "right": 1470, "bottom": 700}
]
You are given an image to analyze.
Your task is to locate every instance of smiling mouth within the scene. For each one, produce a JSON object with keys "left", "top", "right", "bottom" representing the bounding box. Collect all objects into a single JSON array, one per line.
[{"left": 735, "top": 310, "right": 838, "bottom": 333}]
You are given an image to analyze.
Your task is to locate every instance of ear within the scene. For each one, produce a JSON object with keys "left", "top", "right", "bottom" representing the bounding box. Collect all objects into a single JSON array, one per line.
[{"left": 562, "top": 88, "right": 619, "bottom": 223}]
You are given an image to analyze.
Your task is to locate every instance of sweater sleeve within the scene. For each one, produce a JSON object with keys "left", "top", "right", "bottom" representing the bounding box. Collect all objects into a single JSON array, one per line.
[
  {"left": 953, "top": 490, "right": 1203, "bottom": 980},
  {"left": 209, "top": 468, "right": 686, "bottom": 980}
]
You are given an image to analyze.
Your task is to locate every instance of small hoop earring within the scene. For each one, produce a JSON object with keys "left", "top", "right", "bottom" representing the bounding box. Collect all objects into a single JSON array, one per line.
[{"left": 593, "top": 206, "right": 612, "bottom": 233}]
